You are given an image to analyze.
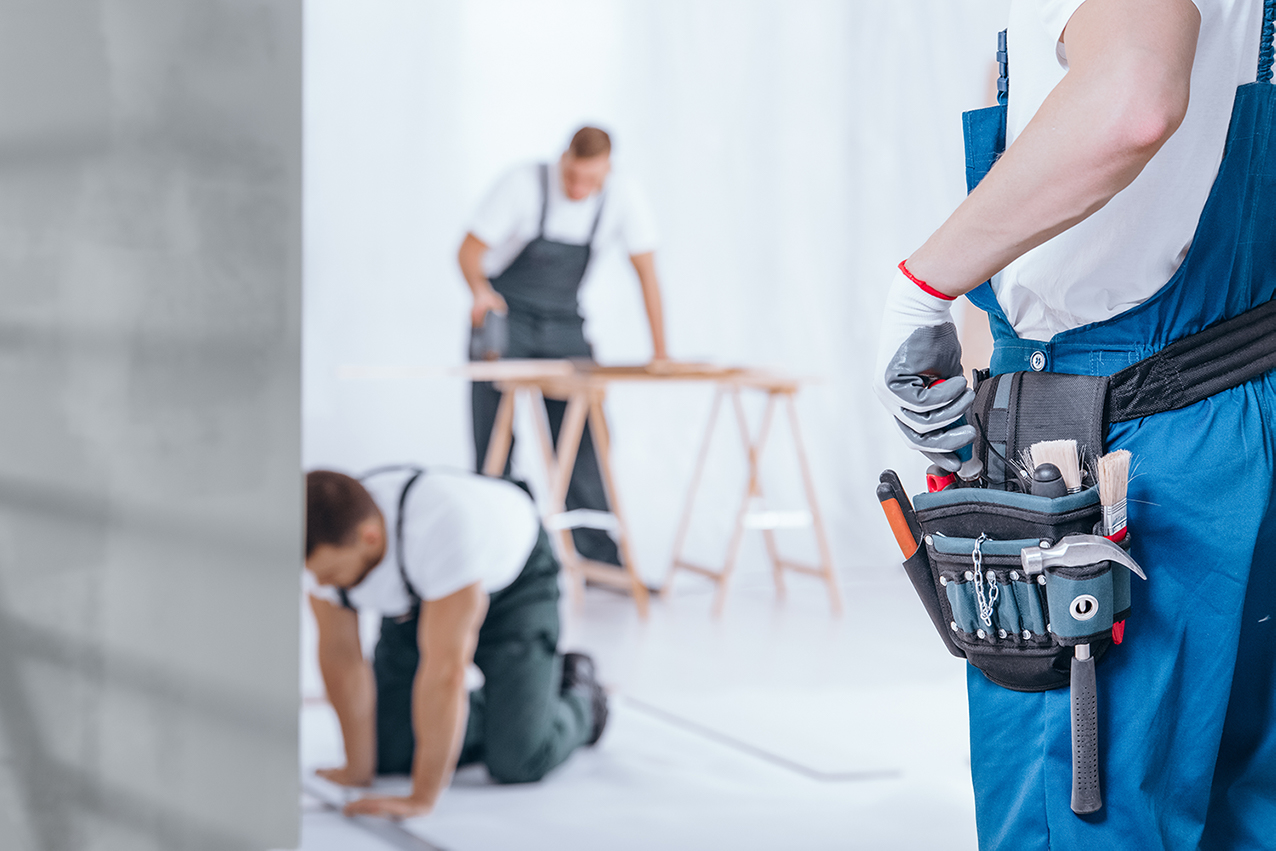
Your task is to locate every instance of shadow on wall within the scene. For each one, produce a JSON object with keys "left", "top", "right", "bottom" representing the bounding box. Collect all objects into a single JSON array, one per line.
[{"left": 0, "top": 1, "right": 302, "bottom": 849}]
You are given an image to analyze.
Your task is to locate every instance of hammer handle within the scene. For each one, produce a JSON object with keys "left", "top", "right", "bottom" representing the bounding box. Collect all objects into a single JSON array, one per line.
[{"left": 1071, "top": 650, "right": 1102, "bottom": 814}]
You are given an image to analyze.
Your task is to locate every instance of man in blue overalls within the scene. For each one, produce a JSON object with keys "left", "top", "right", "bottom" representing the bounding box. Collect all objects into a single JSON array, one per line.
[
  {"left": 875, "top": 0, "right": 1275, "bottom": 847},
  {"left": 458, "top": 126, "right": 668, "bottom": 568}
]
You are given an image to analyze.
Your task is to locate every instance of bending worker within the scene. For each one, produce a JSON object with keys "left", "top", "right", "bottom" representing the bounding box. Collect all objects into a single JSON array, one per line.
[
  {"left": 459, "top": 126, "right": 666, "bottom": 568},
  {"left": 874, "top": 0, "right": 1275, "bottom": 848},
  {"left": 304, "top": 466, "right": 607, "bottom": 819}
]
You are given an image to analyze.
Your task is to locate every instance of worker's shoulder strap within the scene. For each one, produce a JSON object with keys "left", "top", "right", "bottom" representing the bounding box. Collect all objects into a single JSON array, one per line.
[
  {"left": 1259, "top": 0, "right": 1274, "bottom": 84},
  {"left": 394, "top": 468, "right": 427, "bottom": 606},
  {"left": 537, "top": 163, "right": 549, "bottom": 237},
  {"left": 587, "top": 189, "right": 606, "bottom": 245},
  {"left": 349, "top": 465, "right": 427, "bottom": 609},
  {"left": 537, "top": 162, "right": 607, "bottom": 246}
]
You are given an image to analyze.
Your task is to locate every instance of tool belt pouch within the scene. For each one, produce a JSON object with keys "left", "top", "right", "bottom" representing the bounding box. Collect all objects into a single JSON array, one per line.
[{"left": 896, "top": 371, "right": 1132, "bottom": 692}]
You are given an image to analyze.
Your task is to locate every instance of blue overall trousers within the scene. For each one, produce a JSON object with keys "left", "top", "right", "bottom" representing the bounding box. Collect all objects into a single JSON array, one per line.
[{"left": 960, "top": 9, "right": 1276, "bottom": 849}]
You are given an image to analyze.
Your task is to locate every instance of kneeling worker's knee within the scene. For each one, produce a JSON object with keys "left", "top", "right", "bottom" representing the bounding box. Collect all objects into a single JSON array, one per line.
[{"left": 485, "top": 749, "right": 551, "bottom": 785}]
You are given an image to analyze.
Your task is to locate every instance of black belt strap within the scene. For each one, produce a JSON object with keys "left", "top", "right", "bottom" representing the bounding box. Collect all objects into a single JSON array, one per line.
[
  {"left": 971, "top": 297, "right": 1276, "bottom": 489},
  {"left": 1107, "top": 298, "right": 1276, "bottom": 423}
]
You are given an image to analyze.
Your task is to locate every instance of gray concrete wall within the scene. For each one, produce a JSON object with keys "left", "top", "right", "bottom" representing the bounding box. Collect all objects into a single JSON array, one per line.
[{"left": 0, "top": 1, "right": 301, "bottom": 849}]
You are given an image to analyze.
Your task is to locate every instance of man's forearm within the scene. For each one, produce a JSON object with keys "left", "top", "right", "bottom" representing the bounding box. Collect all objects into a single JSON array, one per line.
[
  {"left": 908, "top": 0, "right": 1199, "bottom": 296},
  {"left": 458, "top": 233, "right": 494, "bottom": 296},
  {"left": 319, "top": 653, "right": 378, "bottom": 778},
  {"left": 631, "top": 252, "right": 668, "bottom": 359},
  {"left": 407, "top": 666, "right": 470, "bottom": 807}
]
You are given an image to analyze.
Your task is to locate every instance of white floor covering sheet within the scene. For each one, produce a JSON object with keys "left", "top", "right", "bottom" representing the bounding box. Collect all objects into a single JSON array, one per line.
[{"left": 296, "top": 566, "right": 980, "bottom": 851}]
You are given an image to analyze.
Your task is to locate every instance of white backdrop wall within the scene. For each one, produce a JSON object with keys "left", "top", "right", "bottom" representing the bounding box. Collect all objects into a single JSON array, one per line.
[{"left": 305, "top": 0, "right": 1010, "bottom": 583}]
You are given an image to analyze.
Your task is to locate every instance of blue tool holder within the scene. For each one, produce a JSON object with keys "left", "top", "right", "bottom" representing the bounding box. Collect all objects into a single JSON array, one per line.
[{"left": 909, "top": 485, "right": 1134, "bottom": 692}]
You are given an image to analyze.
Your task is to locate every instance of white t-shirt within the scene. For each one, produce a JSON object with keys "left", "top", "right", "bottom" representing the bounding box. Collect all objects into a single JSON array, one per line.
[
  {"left": 992, "top": 0, "right": 1263, "bottom": 341},
  {"left": 306, "top": 469, "right": 540, "bottom": 618},
  {"left": 469, "top": 161, "right": 659, "bottom": 279}
]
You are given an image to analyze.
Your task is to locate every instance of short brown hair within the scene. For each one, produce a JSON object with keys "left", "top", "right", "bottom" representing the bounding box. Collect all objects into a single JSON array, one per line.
[
  {"left": 568, "top": 126, "right": 611, "bottom": 159},
  {"left": 306, "top": 470, "right": 379, "bottom": 558}
]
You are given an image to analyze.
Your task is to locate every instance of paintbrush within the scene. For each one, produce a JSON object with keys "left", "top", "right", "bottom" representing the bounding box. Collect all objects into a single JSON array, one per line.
[
  {"left": 1031, "top": 439, "right": 1082, "bottom": 494},
  {"left": 1097, "top": 449, "right": 1131, "bottom": 543}
]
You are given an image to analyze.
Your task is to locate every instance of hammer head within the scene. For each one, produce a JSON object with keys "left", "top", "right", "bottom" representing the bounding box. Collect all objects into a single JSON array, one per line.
[{"left": 1020, "top": 534, "right": 1146, "bottom": 580}]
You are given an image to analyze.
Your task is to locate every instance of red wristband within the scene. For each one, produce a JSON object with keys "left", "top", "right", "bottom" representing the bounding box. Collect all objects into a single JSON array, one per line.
[{"left": 899, "top": 260, "right": 956, "bottom": 301}]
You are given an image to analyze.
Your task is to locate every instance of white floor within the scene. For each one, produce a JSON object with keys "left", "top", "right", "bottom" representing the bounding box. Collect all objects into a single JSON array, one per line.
[{"left": 293, "top": 562, "right": 979, "bottom": 851}]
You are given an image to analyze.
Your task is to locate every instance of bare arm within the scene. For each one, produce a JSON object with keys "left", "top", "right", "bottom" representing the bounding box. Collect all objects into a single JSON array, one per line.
[
  {"left": 310, "top": 595, "right": 376, "bottom": 786},
  {"left": 344, "top": 583, "right": 488, "bottom": 819},
  {"left": 458, "top": 233, "right": 507, "bottom": 327},
  {"left": 908, "top": 0, "right": 1200, "bottom": 296},
  {"left": 630, "top": 251, "right": 668, "bottom": 361}
]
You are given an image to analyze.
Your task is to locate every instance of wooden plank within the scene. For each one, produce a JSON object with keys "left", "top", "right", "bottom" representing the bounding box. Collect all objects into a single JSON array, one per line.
[{"left": 457, "top": 359, "right": 576, "bottom": 382}]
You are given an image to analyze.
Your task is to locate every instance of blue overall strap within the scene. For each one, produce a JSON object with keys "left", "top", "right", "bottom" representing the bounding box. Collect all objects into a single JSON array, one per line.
[
  {"left": 395, "top": 468, "right": 426, "bottom": 605},
  {"left": 961, "top": 31, "right": 1010, "bottom": 318},
  {"left": 1259, "top": 0, "right": 1275, "bottom": 83}
]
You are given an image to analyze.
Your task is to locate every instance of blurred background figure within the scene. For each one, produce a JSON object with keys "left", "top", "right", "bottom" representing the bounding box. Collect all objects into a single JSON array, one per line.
[
  {"left": 305, "top": 467, "right": 607, "bottom": 820},
  {"left": 459, "top": 127, "right": 667, "bottom": 567}
]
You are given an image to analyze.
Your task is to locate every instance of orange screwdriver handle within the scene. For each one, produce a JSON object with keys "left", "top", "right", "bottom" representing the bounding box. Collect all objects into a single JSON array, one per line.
[{"left": 877, "top": 483, "right": 919, "bottom": 559}]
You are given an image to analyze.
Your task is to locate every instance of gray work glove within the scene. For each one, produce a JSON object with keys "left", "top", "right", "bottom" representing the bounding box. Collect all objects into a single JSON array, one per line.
[{"left": 873, "top": 264, "right": 976, "bottom": 472}]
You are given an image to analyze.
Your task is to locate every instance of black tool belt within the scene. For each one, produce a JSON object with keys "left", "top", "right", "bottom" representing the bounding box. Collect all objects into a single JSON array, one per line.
[
  {"left": 972, "top": 297, "right": 1276, "bottom": 490},
  {"left": 901, "top": 485, "right": 1133, "bottom": 692},
  {"left": 891, "top": 365, "right": 1135, "bottom": 693},
  {"left": 893, "top": 296, "right": 1276, "bottom": 690}
]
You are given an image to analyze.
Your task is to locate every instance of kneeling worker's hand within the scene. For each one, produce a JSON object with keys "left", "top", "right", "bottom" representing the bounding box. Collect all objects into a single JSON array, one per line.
[
  {"left": 316, "top": 765, "right": 372, "bottom": 788},
  {"left": 343, "top": 794, "right": 434, "bottom": 820},
  {"left": 873, "top": 261, "right": 976, "bottom": 472}
]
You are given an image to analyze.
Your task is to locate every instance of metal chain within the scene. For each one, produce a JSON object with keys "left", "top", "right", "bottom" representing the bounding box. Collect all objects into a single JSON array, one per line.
[{"left": 972, "top": 533, "right": 998, "bottom": 628}]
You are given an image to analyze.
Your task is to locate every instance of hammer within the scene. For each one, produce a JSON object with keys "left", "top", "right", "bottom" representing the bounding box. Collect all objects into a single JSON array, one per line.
[{"left": 1020, "top": 535, "right": 1146, "bottom": 815}]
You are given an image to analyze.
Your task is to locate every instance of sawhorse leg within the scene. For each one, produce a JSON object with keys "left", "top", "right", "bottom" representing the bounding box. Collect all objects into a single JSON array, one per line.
[
  {"left": 534, "top": 387, "right": 650, "bottom": 619},
  {"left": 481, "top": 385, "right": 518, "bottom": 478},
  {"left": 666, "top": 384, "right": 841, "bottom": 616}
]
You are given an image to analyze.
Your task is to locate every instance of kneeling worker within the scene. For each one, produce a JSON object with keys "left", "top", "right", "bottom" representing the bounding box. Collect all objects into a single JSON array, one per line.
[{"left": 305, "top": 466, "right": 608, "bottom": 819}]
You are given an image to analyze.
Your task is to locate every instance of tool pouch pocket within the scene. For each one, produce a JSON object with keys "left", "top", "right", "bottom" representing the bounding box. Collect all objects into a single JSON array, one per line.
[
  {"left": 890, "top": 368, "right": 1133, "bottom": 692},
  {"left": 967, "top": 370, "right": 1109, "bottom": 492},
  {"left": 909, "top": 487, "right": 1133, "bottom": 691}
]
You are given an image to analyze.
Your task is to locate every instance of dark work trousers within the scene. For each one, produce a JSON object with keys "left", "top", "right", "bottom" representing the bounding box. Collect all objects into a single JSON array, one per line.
[
  {"left": 471, "top": 310, "right": 622, "bottom": 566},
  {"left": 373, "top": 528, "right": 593, "bottom": 784}
]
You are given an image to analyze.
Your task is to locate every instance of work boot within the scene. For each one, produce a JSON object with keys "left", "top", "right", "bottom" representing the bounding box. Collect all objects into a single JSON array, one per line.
[{"left": 561, "top": 652, "right": 609, "bottom": 746}]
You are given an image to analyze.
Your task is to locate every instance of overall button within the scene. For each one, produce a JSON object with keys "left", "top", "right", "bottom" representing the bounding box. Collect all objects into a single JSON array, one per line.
[{"left": 1030, "top": 351, "right": 1047, "bottom": 371}]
